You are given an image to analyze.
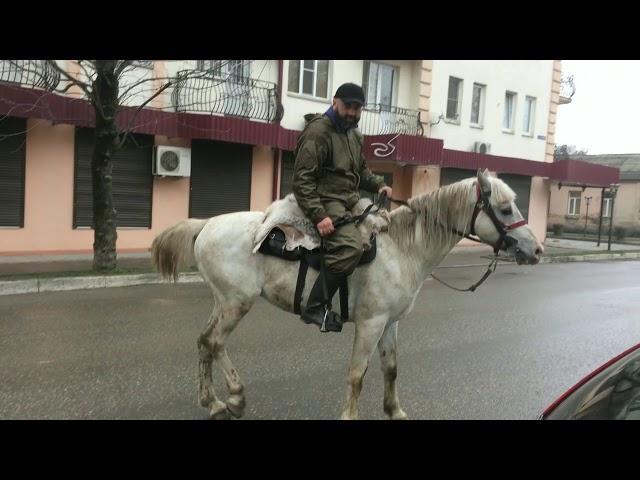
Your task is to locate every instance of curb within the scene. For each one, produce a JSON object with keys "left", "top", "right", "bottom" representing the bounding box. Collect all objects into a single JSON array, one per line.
[
  {"left": 539, "top": 252, "right": 640, "bottom": 264},
  {"left": 0, "top": 272, "right": 203, "bottom": 296},
  {"left": 2, "top": 252, "right": 640, "bottom": 296}
]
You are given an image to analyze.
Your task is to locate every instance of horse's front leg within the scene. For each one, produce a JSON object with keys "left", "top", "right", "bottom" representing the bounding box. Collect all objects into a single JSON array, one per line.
[
  {"left": 340, "top": 315, "right": 387, "bottom": 420},
  {"left": 378, "top": 321, "right": 408, "bottom": 420}
]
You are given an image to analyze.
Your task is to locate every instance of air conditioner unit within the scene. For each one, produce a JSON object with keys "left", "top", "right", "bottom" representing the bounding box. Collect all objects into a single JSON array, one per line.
[
  {"left": 473, "top": 142, "right": 491, "bottom": 154},
  {"left": 153, "top": 146, "right": 191, "bottom": 177}
]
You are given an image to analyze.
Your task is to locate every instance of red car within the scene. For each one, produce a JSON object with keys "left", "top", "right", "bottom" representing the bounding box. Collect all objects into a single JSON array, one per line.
[{"left": 540, "top": 342, "right": 640, "bottom": 420}]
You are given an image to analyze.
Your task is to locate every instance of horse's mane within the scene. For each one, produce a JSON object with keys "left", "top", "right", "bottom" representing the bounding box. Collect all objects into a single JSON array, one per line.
[{"left": 387, "top": 176, "right": 517, "bottom": 252}]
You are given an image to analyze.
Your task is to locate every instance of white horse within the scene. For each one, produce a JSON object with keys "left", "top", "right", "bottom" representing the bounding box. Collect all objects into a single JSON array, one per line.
[{"left": 151, "top": 169, "right": 543, "bottom": 420}]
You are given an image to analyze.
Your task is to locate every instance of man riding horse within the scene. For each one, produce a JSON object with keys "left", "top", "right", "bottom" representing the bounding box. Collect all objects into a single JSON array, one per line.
[{"left": 293, "top": 83, "right": 393, "bottom": 333}]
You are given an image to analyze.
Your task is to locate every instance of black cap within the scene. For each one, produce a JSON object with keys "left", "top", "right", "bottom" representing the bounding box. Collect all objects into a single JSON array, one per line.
[{"left": 334, "top": 83, "right": 365, "bottom": 106}]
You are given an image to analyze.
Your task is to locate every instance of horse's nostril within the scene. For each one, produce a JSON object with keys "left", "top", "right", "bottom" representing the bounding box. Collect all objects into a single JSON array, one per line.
[{"left": 535, "top": 247, "right": 543, "bottom": 256}]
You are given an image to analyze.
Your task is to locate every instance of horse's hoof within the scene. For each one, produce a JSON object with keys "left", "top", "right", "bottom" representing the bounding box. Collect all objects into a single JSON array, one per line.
[
  {"left": 226, "top": 395, "right": 246, "bottom": 419},
  {"left": 209, "top": 400, "right": 230, "bottom": 420},
  {"left": 390, "top": 409, "right": 408, "bottom": 420}
]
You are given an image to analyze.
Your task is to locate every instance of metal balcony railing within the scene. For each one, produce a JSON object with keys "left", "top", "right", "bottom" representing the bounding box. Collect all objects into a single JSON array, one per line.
[
  {"left": 559, "top": 75, "right": 576, "bottom": 104},
  {"left": 359, "top": 103, "right": 424, "bottom": 136},
  {"left": 171, "top": 69, "right": 282, "bottom": 122},
  {"left": 0, "top": 60, "right": 61, "bottom": 91}
]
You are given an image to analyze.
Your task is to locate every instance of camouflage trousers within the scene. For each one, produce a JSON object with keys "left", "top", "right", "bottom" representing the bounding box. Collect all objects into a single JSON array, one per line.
[{"left": 321, "top": 200, "right": 364, "bottom": 277}]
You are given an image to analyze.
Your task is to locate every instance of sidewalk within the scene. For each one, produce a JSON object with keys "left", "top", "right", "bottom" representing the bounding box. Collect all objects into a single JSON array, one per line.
[{"left": 2, "top": 238, "right": 640, "bottom": 296}]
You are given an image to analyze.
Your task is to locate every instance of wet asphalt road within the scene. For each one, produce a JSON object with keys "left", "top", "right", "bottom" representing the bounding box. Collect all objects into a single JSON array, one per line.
[{"left": 1, "top": 260, "right": 639, "bottom": 420}]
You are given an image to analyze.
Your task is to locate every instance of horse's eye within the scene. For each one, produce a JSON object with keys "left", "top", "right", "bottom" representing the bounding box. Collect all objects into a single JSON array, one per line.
[{"left": 501, "top": 208, "right": 513, "bottom": 216}]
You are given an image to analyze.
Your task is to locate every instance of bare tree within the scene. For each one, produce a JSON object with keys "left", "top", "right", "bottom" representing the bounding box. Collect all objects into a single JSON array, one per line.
[
  {"left": 554, "top": 144, "right": 589, "bottom": 162},
  {"left": 44, "top": 60, "right": 233, "bottom": 271},
  {"left": 4, "top": 59, "right": 263, "bottom": 271}
]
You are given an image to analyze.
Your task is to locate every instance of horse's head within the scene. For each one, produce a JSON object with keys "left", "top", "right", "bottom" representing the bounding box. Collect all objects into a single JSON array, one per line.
[{"left": 472, "top": 169, "right": 544, "bottom": 265}]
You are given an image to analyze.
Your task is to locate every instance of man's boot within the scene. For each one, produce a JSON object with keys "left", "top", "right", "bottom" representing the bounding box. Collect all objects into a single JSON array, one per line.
[{"left": 301, "top": 268, "right": 345, "bottom": 333}]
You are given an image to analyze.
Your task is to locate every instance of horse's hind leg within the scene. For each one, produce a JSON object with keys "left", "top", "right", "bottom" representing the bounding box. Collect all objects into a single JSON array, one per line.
[
  {"left": 198, "top": 300, "right": 252, "bottom": 419},
  {"left": 197, "top": 306, "right": 229, "bottom": 420},
  {"left": 377, "top": 321, "right": 408, "bottom": 420}
]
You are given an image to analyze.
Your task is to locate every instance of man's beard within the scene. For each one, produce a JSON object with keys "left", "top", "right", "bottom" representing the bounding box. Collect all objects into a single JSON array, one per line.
[{"left": 335, "top": 110, "right": 360, "bottom": 131}]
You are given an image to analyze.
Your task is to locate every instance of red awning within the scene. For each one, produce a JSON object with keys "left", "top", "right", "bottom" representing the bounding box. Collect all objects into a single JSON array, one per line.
[
  {"left": 441, "top": 149, "right": 548, "bottom": 177},
  {"left": 363, "top": 134, "right": 443, "bottom": 165},
  {"left": 0, "top": 83, "right": 620, "bottom": 187},
  {"left": 547, "top": 159, "right": 620, "bottom": 187}
]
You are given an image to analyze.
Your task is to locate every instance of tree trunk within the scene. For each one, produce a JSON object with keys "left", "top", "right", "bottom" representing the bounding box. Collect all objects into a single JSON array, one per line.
[{"left": 91, "top": 61, "right": 119, "bottom": 272}]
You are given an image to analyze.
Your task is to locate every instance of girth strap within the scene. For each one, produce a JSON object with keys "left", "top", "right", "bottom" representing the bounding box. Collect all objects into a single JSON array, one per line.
[{"left": 293, "top": 256, "right": 309, "bottom": 315}]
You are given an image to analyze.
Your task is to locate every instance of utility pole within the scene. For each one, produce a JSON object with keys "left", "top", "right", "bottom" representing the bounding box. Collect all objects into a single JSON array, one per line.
[
  {"left": 584, "top": 196, "right": 592, "bottom": 237},
  {"left": 597, "top": 187, "right": 605, "bottom": 246},
  {"left": 607, "top": 184, "right": 620, "bottom": 251}
]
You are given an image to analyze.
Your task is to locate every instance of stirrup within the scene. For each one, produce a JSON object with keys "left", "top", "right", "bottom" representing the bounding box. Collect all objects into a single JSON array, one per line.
[
  {"left": 320, "top": 306, "right": 330, "bottom": 332},
  {"left": 320, "top": 305, "right": 342, "bottom": 333}
]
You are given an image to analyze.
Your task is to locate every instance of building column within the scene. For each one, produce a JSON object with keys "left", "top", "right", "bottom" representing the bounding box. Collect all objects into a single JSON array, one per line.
[{"left": 250, "top": 145, "right": 275, "bottom": 211}]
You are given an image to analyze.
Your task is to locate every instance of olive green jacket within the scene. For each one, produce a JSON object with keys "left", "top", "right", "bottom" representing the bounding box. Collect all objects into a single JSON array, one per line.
[{"left": 292, "top": 114, "right": 386, "bottom": 224}]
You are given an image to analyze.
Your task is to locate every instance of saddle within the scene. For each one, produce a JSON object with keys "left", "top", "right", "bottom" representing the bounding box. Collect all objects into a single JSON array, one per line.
[{"left": 253, "top": 194, "right": 389, "bottom": 319}]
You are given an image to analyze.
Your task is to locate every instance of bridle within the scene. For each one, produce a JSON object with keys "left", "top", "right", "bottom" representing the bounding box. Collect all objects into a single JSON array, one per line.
[
  {"left": 431, "top": 181, "right": 528, "bottom": 293},
  {"left": 453, "top": 181, "right": 528, "bottom": 255}
]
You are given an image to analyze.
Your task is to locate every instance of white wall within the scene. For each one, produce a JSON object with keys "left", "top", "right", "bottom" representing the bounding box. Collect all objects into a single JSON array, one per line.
[
  {"left": 429, "top": 60, "right": 554, "bottom": 161},
  {"left": 280, "top": 60, "right": 420, "bottom": 132}
]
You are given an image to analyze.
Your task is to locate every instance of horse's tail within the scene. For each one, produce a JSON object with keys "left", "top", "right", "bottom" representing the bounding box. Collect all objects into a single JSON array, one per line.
[{"left": 151, "top": 218, "right": 208, "bottom": 282}]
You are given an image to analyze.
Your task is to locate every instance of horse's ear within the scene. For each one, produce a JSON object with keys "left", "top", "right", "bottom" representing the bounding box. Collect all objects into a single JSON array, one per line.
[{"left": 477, "top": 169, "right": 492, "bottom": 195}]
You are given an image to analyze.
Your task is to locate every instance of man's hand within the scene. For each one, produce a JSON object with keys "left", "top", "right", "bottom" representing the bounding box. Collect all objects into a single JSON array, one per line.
[
  {"left": 379, "top": 186, "right": 393, "bottom": 198},
  {"left": 316, "top": 217, "right": 335, "bottom": 237}
]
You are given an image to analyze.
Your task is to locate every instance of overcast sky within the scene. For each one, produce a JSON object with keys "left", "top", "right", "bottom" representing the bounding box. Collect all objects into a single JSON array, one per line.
[{"left": 555, "top": 60, "right": 640, "bottom": 154}]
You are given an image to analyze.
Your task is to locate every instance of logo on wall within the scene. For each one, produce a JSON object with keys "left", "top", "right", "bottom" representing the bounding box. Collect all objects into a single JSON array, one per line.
[{"left": 372, "top": 133, "right": 400, "bottom": 158}]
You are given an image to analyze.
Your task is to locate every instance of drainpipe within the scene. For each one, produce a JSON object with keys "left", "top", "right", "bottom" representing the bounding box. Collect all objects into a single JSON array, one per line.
[{"left": 272, "top": 59, "right": 284, "bottom": 200}]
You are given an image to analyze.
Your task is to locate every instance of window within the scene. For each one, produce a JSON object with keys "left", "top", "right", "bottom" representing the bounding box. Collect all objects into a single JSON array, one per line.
[
  {"left": 287, "top": 60, "right": 329, "bottom": 98},
  {"left": 470, "top": 83, "right": 485, "bottom": 126},
  {"left": 503, "top": 91, "right": 517, "bottom": 131},
  {"left": 197, "top": 60, "right": 252, "bottom": 117},
  {"left": 603, "top": 197, "right": 612, "bottom": 218},
  {"left": 523, "top": 96, "right": 536, "bottom": 136},
  {"left": 0, "top": 116, "right": 26, "bottom": 227},
  {"left": 568, "top": 191, "right": 581, "bottom": 216},
  {"left": 446, "top": 77, "right": 463, "bottom": 121},
  {"left": 362, "top": 61, "right": 395, "bottom": 109}
]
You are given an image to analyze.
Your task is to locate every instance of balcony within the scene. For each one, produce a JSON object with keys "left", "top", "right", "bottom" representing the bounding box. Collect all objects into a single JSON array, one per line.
[
  {"left": 559, "top": 75, "right": 576, "bottom": 105},
  {"left": 359, "top": 103, "right": 424, "bottom": 136},
  {"left": 171, "top": 70, "right": 283, "bottom": 123},
  {"left": 0, "top": 60, "right": 61, "bottom": 91}
]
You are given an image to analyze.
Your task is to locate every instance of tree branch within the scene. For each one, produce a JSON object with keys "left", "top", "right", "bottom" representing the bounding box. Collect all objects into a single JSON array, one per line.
[
  {"left": 116, "top": 76, "right": 180, "bottom": 149},
  {"left": 115, "top": 60, "right": 133, "bottom": 77},
  {"left": 46, "top": 60, "right": 93, "bottom": 100}
]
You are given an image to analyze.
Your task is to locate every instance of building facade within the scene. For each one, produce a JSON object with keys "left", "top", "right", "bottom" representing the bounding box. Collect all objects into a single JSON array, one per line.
[
  {"left": 549, "top": 154, "right": 639, "bottom": 237},
  {"left": 0, "top": 60, "right": 617, "bottom": 255}
]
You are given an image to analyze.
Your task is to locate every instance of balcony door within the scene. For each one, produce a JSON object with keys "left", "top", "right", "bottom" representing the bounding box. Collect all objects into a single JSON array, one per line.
[
  {"left": 199, "top": 60, "right": 252, "bottom": 117},
  {"left": 363, "top": 61, "right": 396, "bottom": 132}
]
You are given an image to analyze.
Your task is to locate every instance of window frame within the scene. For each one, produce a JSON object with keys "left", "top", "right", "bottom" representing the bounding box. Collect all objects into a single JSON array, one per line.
[
  {"left": 362, "top": 60, "right": 397, "bottom": 109},
  {"left": 503, "top": 91, "right": 517, "bottom": 133},
  {"left": 445, "top": 76, "right": 464, "bottom": 124},
  {"left": 568, "top": 191, "right": 582, "bottom": 216},
  {"left": 603, "top": 197, "right": 612, "bottom": 218},
  {"left": 522, "top": 95, "right": 536, "bottom": 137},
  {"left": 287, "top": 60, "right": 331, "bottom": 100},
  {"left": 470, "top": 82, "right": 486, "bottom": 128}
]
